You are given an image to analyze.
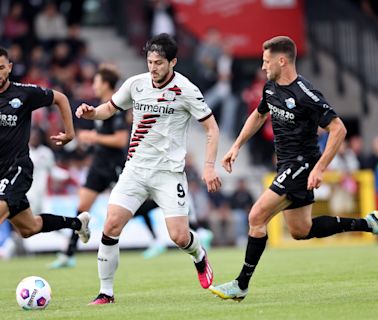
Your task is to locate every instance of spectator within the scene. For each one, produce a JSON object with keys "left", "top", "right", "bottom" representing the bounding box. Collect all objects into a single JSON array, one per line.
[
  {"left": 243, "top": 69, "right": 274, "bottom": 167},
  {"left": 146, "top": 0, "right": 176, "bottom": 37},
  {"left": 8, "top": 43, "right": 28, "bottom": 82},
  {"left": 194, "top": 27, "right": 223, "bottom": 92},
  {"left": 2, "top": 2, "right": 29, "bottom": 48},
  {"left": 229, "top": 179, "right": 255, "bottom": 246},
  {"left": 34, "top": 2, "right": 67, "bottom": 50},
  {"left": 204, "top": 40, "right": 239, "bottom": 137},
  {"left": 208, "top": 191, "right": 234, "bottom": 246}
]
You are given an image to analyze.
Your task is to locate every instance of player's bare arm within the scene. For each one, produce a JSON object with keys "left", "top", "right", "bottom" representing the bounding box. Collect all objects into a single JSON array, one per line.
[
  {"left": 78, "top": 129, "right": 128, "bottom": 148},
  {"left": 50, "top": 90, "right": 75, "bottom": 146},
  {"left": 307, "top": 117, "right": 347, "bottom": 190},
  {"left": 200, "top": 115, "right": 222, "bottom": 192},
  {"left": 75, "top": 101, "right": 117, "bottom": 120},
  {"left": 222, "top": 109, "right": 268, "bottom": 173}
]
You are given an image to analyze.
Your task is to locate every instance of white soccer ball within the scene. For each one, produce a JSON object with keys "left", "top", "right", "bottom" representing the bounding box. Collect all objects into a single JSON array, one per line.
[{"left": 16, "top": 276, "right": 52, "bottom": 310}]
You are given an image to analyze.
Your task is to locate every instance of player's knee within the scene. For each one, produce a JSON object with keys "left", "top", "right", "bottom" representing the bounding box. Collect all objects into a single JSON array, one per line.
[
  {"left": 19, "top": 227, "right": 37, "bottom": 238},
  {"left": 169, "top": 231, "right": 188, "bottom": 247},
  {"left": 289, "top": 228, "right": 310, "bottom": 240}
]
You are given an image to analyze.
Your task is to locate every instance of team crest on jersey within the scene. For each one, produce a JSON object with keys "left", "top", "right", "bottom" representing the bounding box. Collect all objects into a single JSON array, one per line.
[
  {"left": 285, "top": 97, "right": 296, "bottom": 109},
  {"left": 158, "top": 90, "right": 176, "bottom": 102},
  {"left": 9, "top": 98, "right": 23, "bottom": 109}
]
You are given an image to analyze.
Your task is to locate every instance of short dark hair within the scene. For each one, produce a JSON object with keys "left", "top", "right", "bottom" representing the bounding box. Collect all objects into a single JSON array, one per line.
[
  {"left": 0, "top": 47, "right": 9, "bottom": 60},
  {"left": 96, "top": 66, "right": 119, "bottom": 90},
  {"left": 263, "top": 36, "right": 296, "bottom": 63},
  {"left": 144, "top": 33, "right": 177, "bottom": 62}
]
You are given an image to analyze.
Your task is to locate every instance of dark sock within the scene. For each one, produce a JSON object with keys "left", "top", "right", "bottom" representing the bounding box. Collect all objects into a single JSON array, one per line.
[
  {"left": 40, "top": 214, "right": 81, "bottom": 233},
  {"left": 305, "top": 216, "right": 371, "bottom": 239},
  {"left": 101, "top": 233, "right": 119, "bottom": 245},
  {"left": 236, "top": 235, "right": 268, "bottom": 290},
  {"left": 65, "top": 210, "right": 83, "bottom": 256}
]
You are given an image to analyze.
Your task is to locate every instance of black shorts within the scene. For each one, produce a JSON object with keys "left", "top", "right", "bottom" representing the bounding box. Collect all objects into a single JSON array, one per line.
[
  {"left": 84, "top": 158, "right": 124, "bottom": 193},
  {"left": 270, "top": 158, "right": 318, "bottom": 209},
  {"left": 0, "top": 156, "right": 33, "bottom": 219}
]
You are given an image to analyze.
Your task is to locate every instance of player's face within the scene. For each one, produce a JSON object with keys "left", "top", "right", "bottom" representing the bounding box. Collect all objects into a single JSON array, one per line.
[
  {"left": 0, "top": 56, "right": 12, "bottom": 90},
  {"left": 262, "top": 49, "right": 281, "bottom": 82},
  {"left": 147, "top": 51, "right": 176, "bottom": 85},
  {"left": 92, "top": 74, "right": 104, "bottom": 98}
]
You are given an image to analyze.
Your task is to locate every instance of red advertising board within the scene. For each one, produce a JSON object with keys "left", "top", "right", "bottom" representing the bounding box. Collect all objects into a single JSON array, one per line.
[{"left": 173, "top": 0, "right": 306, "bottom": 58}]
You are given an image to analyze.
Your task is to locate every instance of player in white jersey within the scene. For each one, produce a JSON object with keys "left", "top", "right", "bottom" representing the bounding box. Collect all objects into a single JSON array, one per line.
[{"left": 76, "top": 33, "right": 222, "bottom": 305}]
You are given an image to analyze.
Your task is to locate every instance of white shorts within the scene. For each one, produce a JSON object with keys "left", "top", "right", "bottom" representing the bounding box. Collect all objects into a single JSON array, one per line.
[{"left": 108, "top": 165, "right": 189, "bottom": 217}]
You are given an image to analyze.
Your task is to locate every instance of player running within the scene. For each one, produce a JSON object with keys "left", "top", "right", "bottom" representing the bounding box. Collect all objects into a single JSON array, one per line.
[
  {"left": 209, "top": 36, "right": 378, "bottom": 302},
  {"left": 76, "top": 33, "right": 222, "bottom": 304}
]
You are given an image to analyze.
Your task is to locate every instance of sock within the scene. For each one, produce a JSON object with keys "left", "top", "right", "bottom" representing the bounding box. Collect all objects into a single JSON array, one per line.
[
  {"left": 305, "top": 216, "right": 370, "bottom": 239},
  {"left": 65, "top": 210, "right": 83, "bottom": 257},
  {"left": 180, "top": 231, "right": 205, "bottom": 263},
  {"left": 40, "top": 214, "right": 81, "bottom": 232},
  {"left": 98, "top": 233, "right": 119, "bottom": 297},
  {"left": 236, "top": 235, "right": 268, "bottom": 290}
]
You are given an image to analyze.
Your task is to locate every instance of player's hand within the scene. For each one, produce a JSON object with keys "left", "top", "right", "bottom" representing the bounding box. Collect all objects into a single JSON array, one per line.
[
  {"left": 222, "top": 146, "right": 239, "bottom": 173},
  {"left": 76, "top": 103, "right": 96, "bottom": 120},
  {"left": 307, "top": 167, "right": 323, "bottom": 190},
  {"left": 202, "top": 167, "right": 222, "bottom": 192},
  {"left": 78, "top": 130, "right": 97, "bottom": 145},
  {"left": 50, "top": 131, "right": 74, "bottom": 146}
]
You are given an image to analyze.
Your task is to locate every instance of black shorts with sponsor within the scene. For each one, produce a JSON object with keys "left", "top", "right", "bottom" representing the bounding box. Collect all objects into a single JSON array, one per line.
[
  {"left": 0, "top": 155, "right": 33, "bottom": 218},
  {"left": 84, "top": 157, "right": 124, "bottom": 193},
  {"left": 269, "top": 157, "right": 319, "bottom": 209}
]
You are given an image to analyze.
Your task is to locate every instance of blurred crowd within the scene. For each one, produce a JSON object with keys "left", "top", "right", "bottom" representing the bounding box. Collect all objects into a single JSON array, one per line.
[{"left": 1, "top": 0, "right": 378, "bottom": 255}]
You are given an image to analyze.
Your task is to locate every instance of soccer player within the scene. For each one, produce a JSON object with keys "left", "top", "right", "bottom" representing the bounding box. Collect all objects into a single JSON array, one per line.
[
  {"left": 209, "top": 36, "right": 378, "bottom": 302},
  {"left": 49, "top": 66, "right": 161, "bottom": 268},
  {"left": 49, "top": 66, "right": 129, "bottom": 268},
  {"left": 0, "top": 47, "right": 90, "bottom": 243},
  {"left": 76, "top": 33, "right": 222, "bottom": 304}
]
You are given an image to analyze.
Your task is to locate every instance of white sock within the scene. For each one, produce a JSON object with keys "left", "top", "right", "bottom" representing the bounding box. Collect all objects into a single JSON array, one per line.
[
  {"left": 98, "top": 241, "right": 119, "bottom": 297},
  {"left": 180, "top": 231, "right": 205, "bottom": 263}
]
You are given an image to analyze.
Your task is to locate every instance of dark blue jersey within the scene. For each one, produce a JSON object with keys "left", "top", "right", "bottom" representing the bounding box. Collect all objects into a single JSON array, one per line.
[
  {"left": 92, "top": 111, "right": 128, "bottom": 162},
  {"left": 0, "top": 82, "right": 53, "bottom": 175},
  {"left": 257, "top": 75, "right": 338, "bottom": 167}
]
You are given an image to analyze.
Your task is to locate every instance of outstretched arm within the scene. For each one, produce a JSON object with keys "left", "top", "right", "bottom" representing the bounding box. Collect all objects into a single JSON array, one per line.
[
  {"left": 50, "top": 90, "right": 75, "bottom": 146},
  {"left": 222, "top": 109, "right": 268, "bottom": 173},
  {"left": 200, "top": 115, "right": 222, "bottom": 192},
  {"left": 75, "top": 101, "right": 117, "bottom": 120},
  {"left": 308, "top": 117, "right": 347, "bottom": 190}
]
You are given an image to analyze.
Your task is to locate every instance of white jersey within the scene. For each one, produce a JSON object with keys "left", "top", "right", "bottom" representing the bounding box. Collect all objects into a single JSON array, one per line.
[{"left": 111, "top": 72, "right": 212, "bottom": 172}]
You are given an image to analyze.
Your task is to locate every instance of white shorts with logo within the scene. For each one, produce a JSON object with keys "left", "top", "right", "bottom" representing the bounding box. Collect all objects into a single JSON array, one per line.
[{"left": 108, "top": 165, "right": 189, "bottom": 217}]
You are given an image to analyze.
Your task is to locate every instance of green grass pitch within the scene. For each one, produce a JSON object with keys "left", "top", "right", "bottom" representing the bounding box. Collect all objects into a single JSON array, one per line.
[{"left": 1, "top": 245, "right": 378, "bottom": 320}]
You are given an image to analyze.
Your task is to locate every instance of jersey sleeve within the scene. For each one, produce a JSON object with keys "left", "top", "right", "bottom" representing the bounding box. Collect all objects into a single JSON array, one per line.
[
  {"left": 26, "top": 85, "right": 54, "bottom": 111},
  {"left": 257, "top": 83, "right": 269, "bottom": 114},
  {"left": 183, "top": 84, "right": 212, "bottom": 121},
  {"left": 111, "top": 77, "right": 134, "bottom": 111},
  {"left": 301, "top": 89, "right": 338, "bottom": 128}
]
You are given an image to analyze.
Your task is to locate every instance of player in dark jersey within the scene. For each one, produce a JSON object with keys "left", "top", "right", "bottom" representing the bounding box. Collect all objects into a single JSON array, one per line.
[
  {"left": 49, "top": 66, "right": 161, "bottom": 268},
  {"left": 0, "top": 47, "right": 91, "bottom": 244},
  {"left": 209, "top": 36, "right": 378, "bottom": 301}
]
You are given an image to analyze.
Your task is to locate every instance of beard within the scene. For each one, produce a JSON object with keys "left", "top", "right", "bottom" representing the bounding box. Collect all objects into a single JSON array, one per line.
[{"left": 0, "top": 74, "right": 9, "bottom": 90}]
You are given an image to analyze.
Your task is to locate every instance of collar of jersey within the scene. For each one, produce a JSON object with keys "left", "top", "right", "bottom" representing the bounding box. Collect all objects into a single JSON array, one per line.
[{"left": 151, "top": 72, "right": 176, "bottom": 89}]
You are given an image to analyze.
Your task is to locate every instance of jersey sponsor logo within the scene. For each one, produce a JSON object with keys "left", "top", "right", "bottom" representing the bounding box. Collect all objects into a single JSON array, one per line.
[
  {"left": 133, "top": 101, "right": 174, "bottom": 114},
  {"left": 267, "top": 103, "right": 295, "bottom": 123},
  {"left": 285, "top": 97, "right": 296, "bottom": 109},
  {"left": 8, "top": 98, "right": 23, "bottom": 109},
  {"left": 265, "top": 89, "right": 274, "bottom": 95},
  {"left": 0, "top": 113, "right": 18, "bottom": 127},
  {"left": 297, "top": 81, "right": 320, "bottom": 102}
]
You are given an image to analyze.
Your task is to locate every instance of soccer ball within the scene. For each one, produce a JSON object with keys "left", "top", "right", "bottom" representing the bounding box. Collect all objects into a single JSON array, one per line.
[{"left": 16, "top": 276, "right": 52, "bottom": 310}]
